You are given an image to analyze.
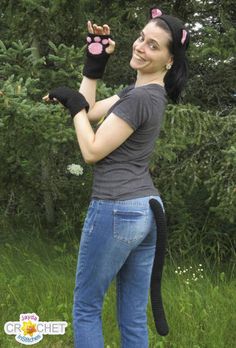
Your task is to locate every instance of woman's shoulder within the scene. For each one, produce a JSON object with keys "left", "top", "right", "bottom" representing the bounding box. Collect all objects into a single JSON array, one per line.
[
  {"left": 120, "top": 84, "right": 151, "bottom": 99},
  {"left": 115, "top": 83, "right": 167, "bottom": 112},
  {"left": 139, "top": 83, "right": 166, "bottom": 96},
  {"left": 116, "top": 84, "right": 135, "bottom": 98},
  {"left": 129, "top": 84, "right": 167, "bottom": 105},
  {"left": 123, "top": 83, "right": 166, "bottom": 97},
  {"left": 141, "top": 84, "right": 167, "bottom": 105}
]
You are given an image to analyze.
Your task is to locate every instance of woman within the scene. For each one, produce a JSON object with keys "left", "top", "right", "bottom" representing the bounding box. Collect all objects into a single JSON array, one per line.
[{"left": 44, "top": 7, "right": 190, "bottom": 348}]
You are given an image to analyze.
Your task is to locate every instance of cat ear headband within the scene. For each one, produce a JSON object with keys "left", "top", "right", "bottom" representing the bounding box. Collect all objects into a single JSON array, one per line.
[{"left": 150, "top": 7, "right": 188, "bottom": 47}]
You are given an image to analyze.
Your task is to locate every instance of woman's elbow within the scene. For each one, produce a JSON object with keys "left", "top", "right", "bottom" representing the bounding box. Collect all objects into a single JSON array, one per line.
[
  {"left": 84, "top": 158, "right": 94, "bottom": 165},
  {"left": 82, "top": 145, "right": 102, "bottom": 164},
  {"left": 84, "top": 153, "right": 97, "bottom": 165}
]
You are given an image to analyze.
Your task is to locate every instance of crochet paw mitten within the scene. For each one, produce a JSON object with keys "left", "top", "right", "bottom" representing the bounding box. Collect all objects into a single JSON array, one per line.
[
  {"left": 48, "top": 86, "right": 89, "bottom": 118},
  {"left": 83, "top": 33, "right": 111, "bottom": 79}
]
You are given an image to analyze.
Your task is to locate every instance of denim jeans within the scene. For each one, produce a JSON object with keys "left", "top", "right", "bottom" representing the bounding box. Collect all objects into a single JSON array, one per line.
[{"left": 73, "top": 195, "right": 164, "bottom": 348}]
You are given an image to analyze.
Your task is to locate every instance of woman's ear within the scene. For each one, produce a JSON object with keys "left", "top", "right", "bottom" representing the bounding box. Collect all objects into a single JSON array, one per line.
[
  {"left": 165, "top": 55, "right": 174, "bottom": 71},
  {"left": 168, "top": 55, "right": 174, "bottom": 65}
]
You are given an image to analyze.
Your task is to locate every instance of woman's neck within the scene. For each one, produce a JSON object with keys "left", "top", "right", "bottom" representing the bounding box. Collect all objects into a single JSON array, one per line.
[{"left": 135, "top": 71, "right": 166, "bottom": 87}]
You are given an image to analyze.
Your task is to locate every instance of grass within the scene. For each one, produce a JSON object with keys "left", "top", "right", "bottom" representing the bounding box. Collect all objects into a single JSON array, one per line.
[{"left": 0, "top": 230, "right": 235, "bottom": 348}]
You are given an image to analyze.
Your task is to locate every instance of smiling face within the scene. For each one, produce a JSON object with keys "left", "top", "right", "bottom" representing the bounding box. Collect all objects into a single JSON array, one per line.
[{"left": 130, "top": 21, "right": 173, "bottom": 75}]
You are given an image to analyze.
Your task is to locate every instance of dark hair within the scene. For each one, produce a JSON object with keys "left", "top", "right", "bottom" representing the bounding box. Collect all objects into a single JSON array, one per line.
[{"left": 150, "top": 18, "right": 190, "bottom": 103}]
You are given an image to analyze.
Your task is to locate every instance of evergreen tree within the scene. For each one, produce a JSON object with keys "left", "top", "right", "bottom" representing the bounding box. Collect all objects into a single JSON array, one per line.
[
  {"left": 0, "top": 1, "right": 235, "bottom": 260},
  {"left": 1, "top": 0, "right": 235, "bottom": 111}
]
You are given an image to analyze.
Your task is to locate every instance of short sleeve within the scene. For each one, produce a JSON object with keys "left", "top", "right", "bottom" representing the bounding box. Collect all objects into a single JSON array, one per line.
[{"left": 112, "top": 88, "right": 151, "bottom": 131}]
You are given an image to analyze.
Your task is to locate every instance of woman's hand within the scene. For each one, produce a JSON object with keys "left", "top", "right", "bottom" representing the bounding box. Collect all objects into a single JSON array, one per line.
[
  {"left": 42, "top": 94, "right": 56, "bottom": 103},
  {"left": 42, "top": 86, "right": 89, "bottom": 118},
  {"left": 83, "top": 20, "right": 115, "bottom": 79},
  {"left": 87, "top": 21, "right": 115, "bottom": 54}
]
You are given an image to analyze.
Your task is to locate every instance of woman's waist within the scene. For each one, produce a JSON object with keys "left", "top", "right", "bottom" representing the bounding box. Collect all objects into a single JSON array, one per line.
[{"left": 93, "top": 161, "right": 150, "bottom": 177}]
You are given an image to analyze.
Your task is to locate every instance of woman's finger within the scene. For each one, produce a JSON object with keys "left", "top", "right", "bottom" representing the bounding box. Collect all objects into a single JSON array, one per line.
[
  {"left": 96, "top": 25, "right": 103, "bottom": 35},
  {"left": 103, "top": 24, "right": 110, "bottom": 35},
  {"left": 87, "top": 20, "right": 94, "bottom": 34},
  {"left": 106, "top": 38, "right": 116, "bottom": 54},
  {"left": 93, "top": 24, "right": 98, "bottom": 34},
  {"left": 93, "top": 24, "right": 106, "bottom": 35},
  {"left": 42, "top": 95, "right": 58, "bottom": 102},
  {"left": 42, "top": 95, "right": 49, "bottom": 101},
  {"left": 93, "top": 23, "right": 111, "bottom": 35}
]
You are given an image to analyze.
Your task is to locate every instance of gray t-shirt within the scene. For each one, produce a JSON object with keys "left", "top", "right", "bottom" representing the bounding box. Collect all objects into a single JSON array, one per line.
[{"left": 91, "top": 83, "right": 167, "bottom": 200}]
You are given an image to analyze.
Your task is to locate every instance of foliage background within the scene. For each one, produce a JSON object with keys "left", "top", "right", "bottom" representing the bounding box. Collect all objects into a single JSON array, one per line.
[
  {"left": 0, "top": 1, "right": 236, "bottom": 347},
  {"left": 0, "top": 0, "right": 235, "bottom": 261}
]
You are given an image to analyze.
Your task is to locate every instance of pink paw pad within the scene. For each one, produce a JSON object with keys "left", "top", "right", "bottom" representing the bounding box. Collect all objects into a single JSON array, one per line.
[
  {"left": 87, "top": 35, "right": 109, "bottom": 55},
  {"left": 102, "top": 39, "right": 109, "bottom": 45},
  {"left": 88, "top": 43, "right": 103, "bottom": 55},
  {"left": 94, "top": 36, "right": 101, "bottom": 42}
]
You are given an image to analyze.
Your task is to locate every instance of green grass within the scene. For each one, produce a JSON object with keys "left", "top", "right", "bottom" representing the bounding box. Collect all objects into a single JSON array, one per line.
[{"left": 0, "top": 232, "right": 235, "bottom": 348}]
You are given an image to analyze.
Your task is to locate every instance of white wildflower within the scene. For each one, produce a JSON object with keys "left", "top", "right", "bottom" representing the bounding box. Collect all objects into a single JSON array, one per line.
[{"left": 67, "top": 164, "right": 84, "bottom": 176}]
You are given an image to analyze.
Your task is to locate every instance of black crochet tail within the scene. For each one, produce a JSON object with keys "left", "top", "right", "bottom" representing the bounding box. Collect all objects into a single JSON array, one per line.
[{"left": 149, "top": 198, "right": 169, "bottom": 336}]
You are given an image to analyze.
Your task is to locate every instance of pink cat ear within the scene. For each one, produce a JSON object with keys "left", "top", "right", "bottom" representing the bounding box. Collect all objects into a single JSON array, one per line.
[
  {"left": 151, "top": 8, "right": 162, "bottom": 19},
  {"left": 181, "top": 29, "right": 187, "bottom": 45}
]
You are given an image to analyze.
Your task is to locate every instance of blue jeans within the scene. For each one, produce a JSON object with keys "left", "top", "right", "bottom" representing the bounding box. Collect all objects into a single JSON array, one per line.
[{"left": 73, "top": 195, "right": 164, "bottom": 348}]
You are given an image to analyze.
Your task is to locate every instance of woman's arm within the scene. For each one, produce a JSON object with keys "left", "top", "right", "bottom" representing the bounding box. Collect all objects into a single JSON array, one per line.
[
  {"left": 73, "top": 109, "right": 134, "bottom": 164},
  {"left": 86, "top": 94, "right": 120, "bottom": 124},
  {"left": 79, "top": 76, "right": 97, "bottom": 109},
  {"left": 43, "top": 87, "right": 132, "bottom": 165},
  {"left": 79, "top": 76, "right": 119, "bottom": 124}
]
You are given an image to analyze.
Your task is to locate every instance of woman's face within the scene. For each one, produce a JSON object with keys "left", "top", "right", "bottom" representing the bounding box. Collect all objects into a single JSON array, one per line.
[{"left": 130, "top": 21, "right": 173, "bottom": 74}]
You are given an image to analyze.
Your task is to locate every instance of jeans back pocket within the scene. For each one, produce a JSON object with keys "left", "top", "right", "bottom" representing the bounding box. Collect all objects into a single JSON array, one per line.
[{"left": 113, "top": 209, "right": 148, "bottom": 244}]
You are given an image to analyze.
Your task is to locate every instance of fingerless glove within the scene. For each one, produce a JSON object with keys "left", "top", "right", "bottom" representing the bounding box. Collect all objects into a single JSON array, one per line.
[
  {"left": 48, "top": 86, "right": 89, "bottom": 118},
  {"left": 83, "top": 33, "right": 111, "bottom": 79}
]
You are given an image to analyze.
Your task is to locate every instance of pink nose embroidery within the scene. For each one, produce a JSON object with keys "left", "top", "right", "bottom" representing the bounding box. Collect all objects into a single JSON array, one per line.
[{"left": 151, "top": 8, "right": 162, "bottom": 18}]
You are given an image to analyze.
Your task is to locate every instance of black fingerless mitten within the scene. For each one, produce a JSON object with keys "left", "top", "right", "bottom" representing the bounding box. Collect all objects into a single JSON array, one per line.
[
  {"left": 83, "top": 33, "right": 111, "bottom": 79},
  {"left": 48, "top": 86, "right": 89, "bottom": 118}
]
